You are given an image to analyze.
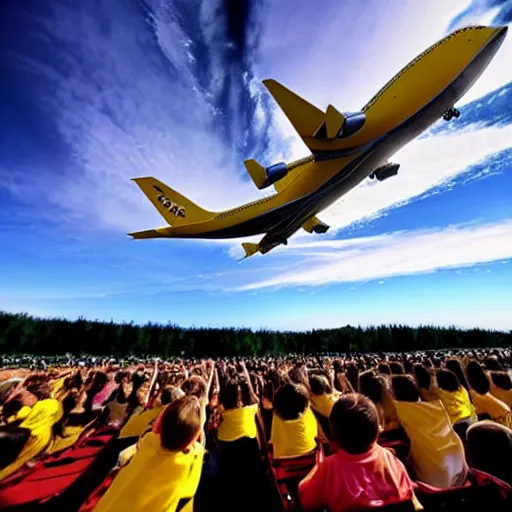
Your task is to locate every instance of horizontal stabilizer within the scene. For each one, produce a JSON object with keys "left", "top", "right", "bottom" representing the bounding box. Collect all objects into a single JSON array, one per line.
[
  {"left": 263, "top": 79, "right": 324, "bottom": 140},
  {"left": 128, "top": 229, "right": 165, "bottom": 239},
  {"left": 241, "top": 242, "right": 260, "bottom": 260},
  {"left": 302, "top": 216, "right": 330, "bottom": 234}
]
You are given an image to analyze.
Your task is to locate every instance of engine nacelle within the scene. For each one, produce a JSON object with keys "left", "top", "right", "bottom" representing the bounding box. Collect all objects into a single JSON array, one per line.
[
  {"left": 369, "top": 162, "right": 400, "bottom": 181},
  {"left": 340, "top": 111, "right": 367, "bottom": 138},
  {"left": 244, "top": 159, "right": 288, "bottom": 190},
  {"left": 314, "top": 107, "right": 366, "bottom": 140}
]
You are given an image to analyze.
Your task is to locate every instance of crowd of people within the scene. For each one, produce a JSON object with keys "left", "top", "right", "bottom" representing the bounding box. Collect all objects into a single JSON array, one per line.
[{"left": 0, "top": 348, "right": 512, "bottom": 511}]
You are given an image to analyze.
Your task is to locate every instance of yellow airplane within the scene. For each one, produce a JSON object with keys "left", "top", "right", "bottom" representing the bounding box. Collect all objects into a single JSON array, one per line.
[{"left": 130, "top": 25, "right": 507, "bottom": 258}]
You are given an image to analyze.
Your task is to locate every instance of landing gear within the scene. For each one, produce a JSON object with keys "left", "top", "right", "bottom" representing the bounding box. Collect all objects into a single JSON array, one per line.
[{"left": 443, "top": 107, "right": 460, "bottom": 121}]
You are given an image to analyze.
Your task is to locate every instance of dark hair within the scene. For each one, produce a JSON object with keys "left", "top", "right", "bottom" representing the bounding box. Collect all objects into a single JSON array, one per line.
[
  {"left": 0, "top": 425, "right": 31, "bottom": 469},
  {"left": 446, "top": 359, "right": 469, "bottom": 390},
  {"left": 329, "top": 394, "right": 379, "bottom": 454},
  {"left": 413, "top": 364, "right": 431, "bottom": 390},
  {"left": 160, "top": 396, "right": 203, "bottom": 452},
  {"left": 274, "top": 383, "right": 309, "bottom": 421},
  {"left": 484, "top": 358, "right": 503, "bottom": 372},
  {"left": 358, "top": 371, "right": 383, "bottom": 404},
  {"left": 490, "top": 371, "right": 512, "bottom": 391},
  {"left": 436, "top": 369, "right": 460, "bottom": 392},
  {"left": 309, "top": 374, "right": 333, "bottom": 395},
  {"left": 378, "top": 363, "right": 391, "bottom": 375},
  {"left": 392, "top": 375, "right": 420, "bottom": 402},
  {"left": 288, "top": 366, "right": 310, "bottom": 391},
  {"left": 219, "top": 378, "right": 240, "bottom": 410},
  {"left": 389, "top": 362, "right": 405, "bottom": 375},
  {"left": 161, "top": 386, "right": 184, "bottom": 405},
  {"left": 466, "top": 361, "right": 490, "bottom": 395},
  {"left": 2, "top": 398, "right": 23, "bottom": 421},
  {"left": 181, "top": 376, "right": 207, "bottom": 400}
]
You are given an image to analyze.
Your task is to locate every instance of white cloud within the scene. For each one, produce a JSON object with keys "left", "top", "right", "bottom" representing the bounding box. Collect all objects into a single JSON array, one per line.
[
  {"left": 236, "top": 219, "right": 512, "bottom": 290},
  {"left": 320, "top": 123, "right": 512, "bottom": 231}
]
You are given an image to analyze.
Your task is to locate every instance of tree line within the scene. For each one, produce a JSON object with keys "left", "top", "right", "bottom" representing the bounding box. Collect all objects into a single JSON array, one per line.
[{"left": 0, "top": 311, "right": 510, "bottom": 357}]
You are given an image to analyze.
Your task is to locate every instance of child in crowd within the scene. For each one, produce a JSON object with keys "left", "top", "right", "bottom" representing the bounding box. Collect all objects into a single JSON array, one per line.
[
  {"left": 95, "top": 395, "right": 205, "bottom": 512},
  {"left": 391, "top": 375, "right": 468, "bottom": 489},
  {"left": 299, "top": 394, "right": 420, "bottom": 511},
  {"left": 466, "top": 361, "right": 512, "bottom": 428},
  {"left": 271, "top": 382, "right": 318, "bottom": 458}
]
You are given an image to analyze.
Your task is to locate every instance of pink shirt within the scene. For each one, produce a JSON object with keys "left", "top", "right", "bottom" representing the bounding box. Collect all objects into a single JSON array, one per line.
[{"left": 299, "top": 443, "right": 414, "bottom": 512}]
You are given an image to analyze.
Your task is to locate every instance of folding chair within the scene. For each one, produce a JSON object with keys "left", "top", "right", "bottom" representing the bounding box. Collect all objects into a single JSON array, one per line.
[
  {"left": 268, "top": 443, "right": 324, "bottom": 512},
  {"left": 414, "top": 468, "right": 512, "bottom": 511}
]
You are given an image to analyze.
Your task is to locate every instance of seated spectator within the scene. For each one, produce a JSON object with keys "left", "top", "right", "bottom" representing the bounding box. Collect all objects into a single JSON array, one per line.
[
  {"left": 271, "top": 383, "right": 318, "bottom": 458},
  {"left": 435, "top": 369, "right": 477, "bottom": 440},
  {"left": 117, "top": 385, "right": 184, "bottom": 468},
  {"left": 0, "top": 384, "right": 64, "bottom": 480},
  {"left": 216, "top": 372, "right": 264, "bottom": 511},
  {"left": 308, "top": 373, "right": 339, "bottom": 418},
  {"left": 466, "top": 361, "right": 512, "bottom": 428},
  {"left": 467, "top": 420, "right": 512, "bottom": 486},
  {"left": 360, "top": 371, "right": 401, "bottom": 432},
  {"left": 489, "top": 371, "right": 512, "bottom": 409},
  {"left": 95, "top": 396, "right": 206, "bottom": 512},
  {"left": 413, "top": 364, "right": 438, "bottom": 402},
  {"left": 299, "top": 394, "right": 420, "bottom": 512},
  {"left": 392, "top": 375, "right": 468, "bottom": 488}
]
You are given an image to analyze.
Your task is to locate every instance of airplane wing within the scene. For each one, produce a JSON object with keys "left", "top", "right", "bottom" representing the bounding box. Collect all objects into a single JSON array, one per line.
[{"left": 263, "top": 79, "right": 347, "bottom": 150}]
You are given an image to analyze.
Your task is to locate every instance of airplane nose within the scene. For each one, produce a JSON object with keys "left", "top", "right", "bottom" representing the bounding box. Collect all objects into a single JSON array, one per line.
[{"left": 494, "top": 25, "right": 508, "bottom": 41}]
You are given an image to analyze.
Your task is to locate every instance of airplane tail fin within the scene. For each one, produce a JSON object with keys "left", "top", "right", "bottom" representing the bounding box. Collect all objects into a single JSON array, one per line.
[{"left": 132, "top": 177, "right": 215, "bottom": 227}]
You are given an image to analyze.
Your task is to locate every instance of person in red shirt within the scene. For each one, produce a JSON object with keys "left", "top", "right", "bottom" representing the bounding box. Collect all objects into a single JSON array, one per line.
[{"left": 298, "top": 393, "right": 419, "bottom": 512}]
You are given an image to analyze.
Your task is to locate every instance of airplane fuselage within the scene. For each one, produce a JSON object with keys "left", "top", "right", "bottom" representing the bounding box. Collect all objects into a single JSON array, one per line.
[{"left": 131, "top": 26, "right": 507, "bottom": 256}]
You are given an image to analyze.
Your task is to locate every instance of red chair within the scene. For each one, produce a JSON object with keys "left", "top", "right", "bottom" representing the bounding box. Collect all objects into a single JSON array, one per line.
[
  {"left": 0, "top": 428, "right": 118, "bottom": 511},
  {"left": 378, "top": 428, "right": 411, "bottom": 466},
  {"left": 413, "top": 468, "right": 512, "bottom": 511},
  {"left": 78, "top": 466, "right": 120, "bottom": 512},
  {"left": 268, "top": 444, "right": 324, "bottom": 511}
]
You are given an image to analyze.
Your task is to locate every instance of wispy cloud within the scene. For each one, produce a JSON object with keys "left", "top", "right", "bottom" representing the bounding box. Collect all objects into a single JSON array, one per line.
[
  {"left": 235, "top": 219, "right": 512, "bottom": 290},
  {"left": 2, "top": 0, "right": 276, "bottom": 234},
  {"left": 320, "top": 123, "right": 512, "bottom": 232}
]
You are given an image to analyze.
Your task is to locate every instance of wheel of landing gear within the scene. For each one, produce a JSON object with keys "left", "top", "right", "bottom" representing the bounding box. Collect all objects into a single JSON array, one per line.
[
  {"left": 443, "top": 112, "right": 452, "bottom": 121},
  {"left": 454, "top": 109, "right": 460, "bottom": 118}
]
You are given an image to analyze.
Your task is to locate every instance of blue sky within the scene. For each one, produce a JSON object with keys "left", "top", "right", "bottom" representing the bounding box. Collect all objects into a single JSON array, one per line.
[{"left": 1, "top": 0, "right": 512, "bottom": 331}]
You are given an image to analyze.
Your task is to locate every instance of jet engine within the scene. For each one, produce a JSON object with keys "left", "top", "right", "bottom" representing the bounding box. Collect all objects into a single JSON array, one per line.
[
  {"left": 369, "top": 163, "right": 400, "bottom": 181},
  {"left": 244, "top": 160, "right": 288, "bottom": 190},
  {"left": 314, "top": 106, "right": 366, "bottom": 140}
]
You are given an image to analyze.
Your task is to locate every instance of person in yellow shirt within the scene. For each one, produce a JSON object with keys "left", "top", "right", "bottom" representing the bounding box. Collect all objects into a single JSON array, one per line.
[
  {"left": 413, "top": 364, "right": 438, "bottom": 402},
  {"left": 435, "top": 369, "right": 477, "bottom": 444},
  {"left": 0, "top": 395, "right": 64, "bottom": 480},
  {"left": 270, "top": 382, "right": 318, "bottom": 459},
  {"left": 308, "top": 374, "right": 340, "bottom": 419},
  {"left": 359, "top": 371, "right": 401, "bottom": 432},
  {"left": 391, "top": 375, "right": 468, "bottom": 489},
  {"left": 466, "top": 361, "right": 512, "bottom": 429},
  {"left": 489, "top": 371, "right": 512, "bottom": 409},
  {"left": 216, "top": 372, "right": 264, "bottom": 512},
  {"left": 95, "top": 395, "right": 205, "bottom": 512}
]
